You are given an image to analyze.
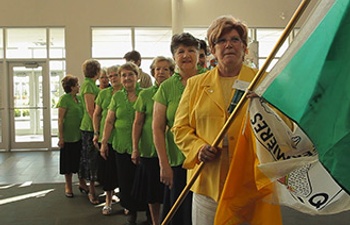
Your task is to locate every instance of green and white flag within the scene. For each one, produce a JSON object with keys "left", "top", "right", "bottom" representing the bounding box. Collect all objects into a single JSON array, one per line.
[{"left": 253, "top": 0, "right": 350, "bottom": 214}]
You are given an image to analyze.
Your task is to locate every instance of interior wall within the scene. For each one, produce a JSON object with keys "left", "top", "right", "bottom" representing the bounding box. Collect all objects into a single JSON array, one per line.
[
  {"left": 0, "top": 0, "right": 318, "bottom": 78},
  {"left": 182, "top": 0, "right": 316, "bottom": 27}
]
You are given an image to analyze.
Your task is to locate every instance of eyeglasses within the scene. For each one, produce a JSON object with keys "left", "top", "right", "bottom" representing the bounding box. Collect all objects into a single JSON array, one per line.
[
  {"left": 107, "top": 74, "right": 119, "bottom": 79},
  {"left": 121, "top": 72, "right": 136, "bottom": 78},
  {"left": 214, "top": 36, "right": 242, "bottom": 46}
]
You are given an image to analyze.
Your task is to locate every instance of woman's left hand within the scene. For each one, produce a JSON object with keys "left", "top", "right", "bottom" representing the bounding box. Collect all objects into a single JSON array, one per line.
[{"left": 246, "top": 91, "right": 259, "bottom": 98}]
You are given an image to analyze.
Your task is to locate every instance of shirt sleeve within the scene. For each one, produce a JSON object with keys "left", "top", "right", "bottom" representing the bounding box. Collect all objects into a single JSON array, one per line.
[
  {"left": 172, "top": 78, "right": 207, "bottom": 169},
  {"left": 153, "top": 84, "right": 167, "bottom": 106},
  {"left": 56, "top": 95, "right": 68, "bottom": 108},
  {"left": 134, "top": 90, "right": 146, "bottom": 113}
]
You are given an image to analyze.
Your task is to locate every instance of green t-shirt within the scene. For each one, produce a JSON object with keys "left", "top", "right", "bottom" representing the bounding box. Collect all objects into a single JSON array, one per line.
[
  {"left": 95, "top": 87, "right": 114, "bottom": 143},
  {"left": 56, "top": 94, "right": 83, "bottom": 142},
  {"left": 153, "top": 73, "right": 186, "bottom": 166},
  {"left": 133, "top": 85, "right": 159, "bottom": 158},
  {"left": 80, "top": 77, "right": 100, "bottom": 131},
  {"left": 108, "top": 87, "right": 142, "bottom": 154}
]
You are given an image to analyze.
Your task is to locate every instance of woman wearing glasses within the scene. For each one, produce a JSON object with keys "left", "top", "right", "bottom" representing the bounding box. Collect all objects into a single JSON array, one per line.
[
  {"left": 93, "top": 65, "right": 122, "bottom": 215},
  {"left": 100, "top": 62, "right": 146, "bottom": 225},
  {"left": 172, "top": 15, "right": 282, "bottom": 225}
]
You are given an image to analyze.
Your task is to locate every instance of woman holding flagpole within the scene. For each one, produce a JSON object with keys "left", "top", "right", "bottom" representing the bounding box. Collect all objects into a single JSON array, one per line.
[{"left": 172, "top": 15, "right": 282, "bottom": 225}]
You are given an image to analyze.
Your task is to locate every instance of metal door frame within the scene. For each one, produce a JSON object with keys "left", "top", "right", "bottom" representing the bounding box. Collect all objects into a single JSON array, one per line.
[{"left": 7, "top": 60, "right": 51, "bottom": 150}]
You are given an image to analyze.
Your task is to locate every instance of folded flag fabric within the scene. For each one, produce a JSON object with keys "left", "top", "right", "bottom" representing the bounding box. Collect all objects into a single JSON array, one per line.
[{"left": 214, "top": 101, "right": 283, "bottom": 225}]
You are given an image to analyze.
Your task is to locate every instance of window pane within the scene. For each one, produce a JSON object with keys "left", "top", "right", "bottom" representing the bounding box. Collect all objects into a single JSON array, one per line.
[
  {"left": 257, "top": 29, "right": 288, "bottom": 58},
  {"left": 50, "top": 60, "right": 65, "bottom": 146},
  {"left": 0, "top": 29, "right": 3, "bottom": 58},
  {"left": 50, "top": 28, "right": 65, "bottom": 58},
  {"left": 92, "top": 28, "right": 132, "bottom": 58},
  {"left": 98, "top": 59, "right": 125, "bottom": 68},
  {"left": 6, "top": 28, "right": 47, "bottom": 58},
  {"left": 135, "top": 28, "right": 172, "bottom": 57},
  {"left": 184, "top": 27, "right": 207, "bottom": 41}
]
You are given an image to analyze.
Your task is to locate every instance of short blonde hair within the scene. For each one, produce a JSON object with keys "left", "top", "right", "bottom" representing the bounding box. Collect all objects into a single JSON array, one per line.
[
  {"left": 207, "top": 15, "right": 248, "bottom": 50},
  {"left": 150, "top": 56, "right": 175, "bottom": 77},
  {"left": 82, "top": 59, "right": 101, "bottom": 78},
  {"left": 117, "top": 62, "right": 140, "bottom": 77},
  {"left": 107, "top": 65, "right": 119, "bottom": 75}
]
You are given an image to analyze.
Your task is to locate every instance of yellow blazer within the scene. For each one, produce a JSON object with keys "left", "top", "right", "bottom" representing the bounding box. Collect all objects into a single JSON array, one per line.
[{"left": 172, "top": 65, "right": 257, "bottom": 201}]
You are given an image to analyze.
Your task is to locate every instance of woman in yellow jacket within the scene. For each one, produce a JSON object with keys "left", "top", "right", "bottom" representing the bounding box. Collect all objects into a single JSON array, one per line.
[{"left": 172, "top": 15, "right": 282, "bottom": 225}]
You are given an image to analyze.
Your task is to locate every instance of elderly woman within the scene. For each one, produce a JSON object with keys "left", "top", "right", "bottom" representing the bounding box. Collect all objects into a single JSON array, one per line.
[
  {"left": 93, "top": 65, "right": 122, "bottom": 215},
  {"left": 101, "top": 62, "right": 146, "bottom": 225},
  {"left": 152, "top": 33, "right": 205, "bottom": 225},
  {"left": 79, "top": 59, "right": 101, "bottom": 204},
  {"left": 172, "top": 15, "right": 282, "bottom": 225},
  {"left": 98, "top": 67, "right": 110, "bottom": 90},
  {"left": 57, "top": 75, "right": 86, "bottom": 198},
  {"left": 132, "top": 56, "right": 175, "bottom": 225}
]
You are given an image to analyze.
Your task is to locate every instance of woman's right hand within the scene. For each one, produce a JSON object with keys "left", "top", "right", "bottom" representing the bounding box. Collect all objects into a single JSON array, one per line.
[
  {"left": 160, "top": 164, "right": 173, "bottom": 189},
  {"left": 131, "top": 149, "right": 140, "bottom": 165},
  {"left": 100, "top": 143, "right": 108, "bottom": 160},
  {"left": 198, "top": 144, "right": 219, "bottom": 162},
  {"left": 58, "top": 138, "right": 64, "bottom": 149}
]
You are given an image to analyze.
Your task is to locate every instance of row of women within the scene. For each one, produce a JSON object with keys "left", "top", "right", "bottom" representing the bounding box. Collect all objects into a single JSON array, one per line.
[{"left": 57, "top": 14, "right": 282, "bottom": 225}]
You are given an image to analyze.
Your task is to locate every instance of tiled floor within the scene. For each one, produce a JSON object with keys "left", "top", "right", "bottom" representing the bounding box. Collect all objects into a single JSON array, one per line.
[{"left": 1, "top": 151, "right": 350, "bottom": 225}]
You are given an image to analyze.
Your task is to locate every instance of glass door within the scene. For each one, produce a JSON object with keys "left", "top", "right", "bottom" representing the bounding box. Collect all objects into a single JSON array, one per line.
[{"left": 8, "top": 61, "right": 51, "bottom": 150}]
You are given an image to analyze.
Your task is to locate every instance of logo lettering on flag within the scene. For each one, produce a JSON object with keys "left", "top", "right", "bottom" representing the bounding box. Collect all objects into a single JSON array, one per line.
[{"left": 250, "top": 98, "right": 350, "bottom": 215}]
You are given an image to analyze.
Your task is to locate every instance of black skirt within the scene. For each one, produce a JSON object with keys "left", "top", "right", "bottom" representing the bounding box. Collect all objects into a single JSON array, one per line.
[
  {"left": 97, "top": 143, "right": 118, "bottom": 191},
  {"left": 59, "top": 140, "right": 81, "bottom": 175},
  {"left": 115, "top": 152, "right": 147, "bottom": 212},
  {"left": 132, "top": 157, "right": 164, "bottom": 204}
]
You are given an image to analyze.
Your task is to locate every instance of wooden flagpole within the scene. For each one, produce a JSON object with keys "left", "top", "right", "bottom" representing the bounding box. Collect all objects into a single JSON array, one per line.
[{"left": 161, "top": 1, "right": 312, "bottom": 224}]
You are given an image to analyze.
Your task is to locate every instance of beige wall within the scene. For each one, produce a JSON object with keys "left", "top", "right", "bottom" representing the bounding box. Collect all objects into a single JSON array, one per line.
[{"left": 0, "top": 0, "right": 317, "bottom": 77}]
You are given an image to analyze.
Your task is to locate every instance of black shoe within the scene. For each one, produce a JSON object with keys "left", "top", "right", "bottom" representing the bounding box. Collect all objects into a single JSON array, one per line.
[
  {"left": 145, "top": 208, "right": 152, "bottom": 225},
  {"left": 126, "top": 211, "right": 137, "bottom": 225}
]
